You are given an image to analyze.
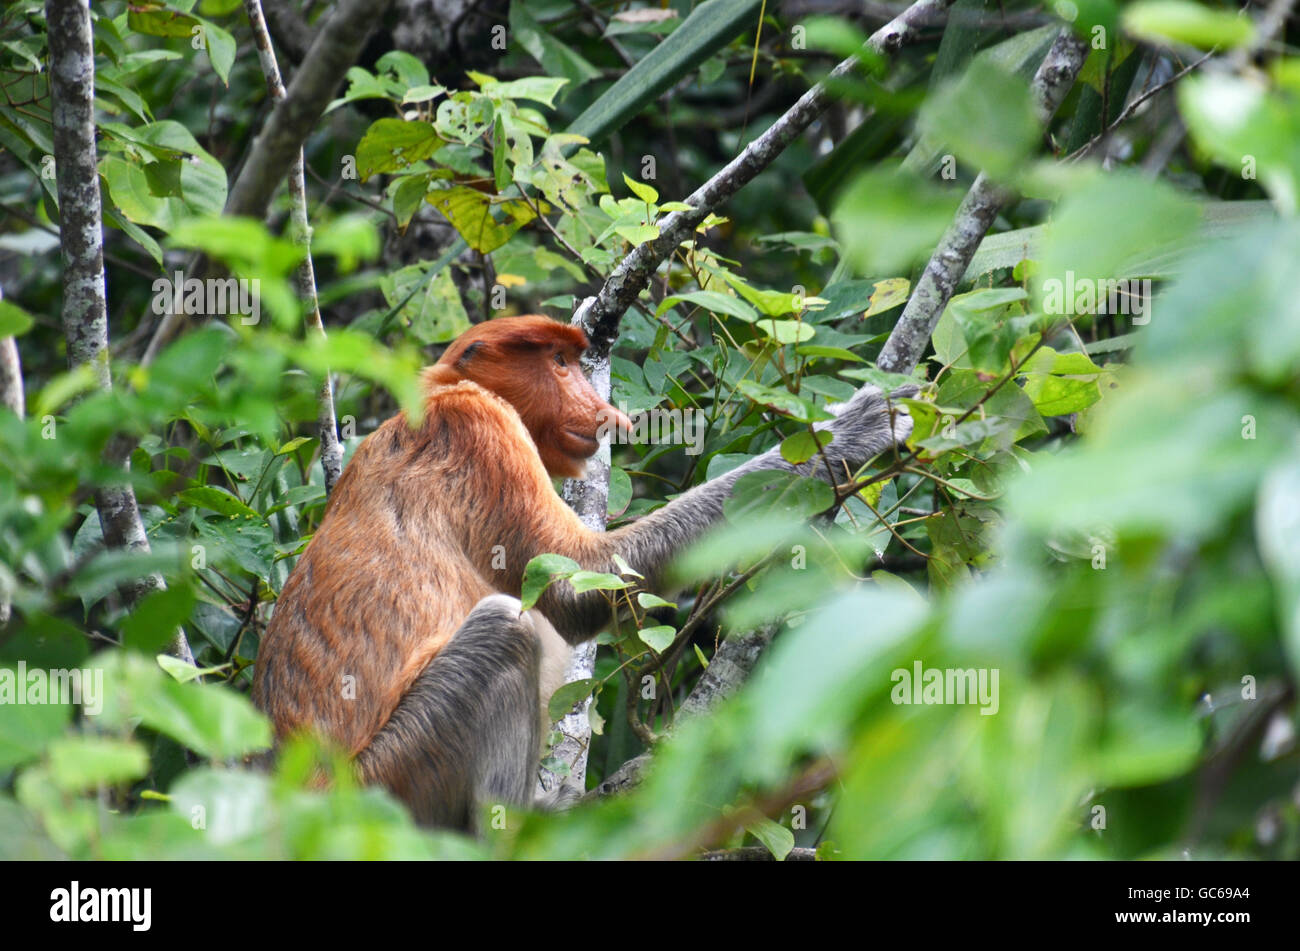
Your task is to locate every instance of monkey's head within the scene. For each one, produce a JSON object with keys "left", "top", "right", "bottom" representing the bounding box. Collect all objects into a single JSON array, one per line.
[{"left": 431, "top": 315, "right": 633, "bottom": 478}]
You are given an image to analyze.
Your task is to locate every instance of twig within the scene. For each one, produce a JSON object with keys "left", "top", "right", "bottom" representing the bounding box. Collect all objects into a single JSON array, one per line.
[
  {"left": 1068, "top": 51, "right": 1214, "bottom": 163},
  {"left": 244, "top": 0, "right": 344, "bottom": 493}
]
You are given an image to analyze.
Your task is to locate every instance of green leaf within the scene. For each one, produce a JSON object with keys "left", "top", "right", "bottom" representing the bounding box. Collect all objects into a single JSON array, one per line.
[
  {"left": 672, "top": 514, "right": 809, "bottom": 582},
  {"left": 547, "top": 678, "right": 599, "bottom": 721},
  {"left": 756, "top": 319, "right": 815, "bottom": 344},
  {"left": 200, "top": 20, "right": 236, "bottom": 85},
  {"left": 1022, "top": 375, "right": 1100, "bottom": 416},
  {"left": 612, "top": 553, "right": 644, "bottom": 579},
  {"left": 1179, "top": 74, "right": 1300, "bottom": 214},
  {"left": 0, "top": 673, "right": 71, "bottom": 769},
  {"left": 965, "top": 200, "right": 1274, "bottom": 279},
  {"left": 636, "top": 592, "right": 678, "bottom": 610},
  {"left": 376, "top": 50, "right": 430, "bottom": 90},
  {"left": 435, "top": 94, "right": 495, "bottom": 145},
  {"left": 638, "top": 625, "right": 677, "bottom": 652},
  {"left": 127, "top": 1, "right": 199, "bottom": 38},
  {"left": 946, "top": 289, "right": 1026, "bottom": 373},
  {"left": 863, "top": 277, "right": 911, "bottom": 317},
  {"left": 98, "top": 653, "right": 272, "bottom": 759},
  {"left": 1122, "top": 0, "right": 1255, "bottom": 50},
  {"left": 569, "top": 570, "right": 630, "bottom": 593},
  {"left": 608, "top": 465, "right": 632, "bottom": 515},
  {"left": 1036, "top": 171, "right": 1199, "bottom": 313},
  {"left": 427, "top": 186, "right": 537, "bottom": 253},
  {"left": 780, "top": 429, "right": 833, "bottom": 464},
  {"left": 745, "top": 815, "right": 796, "bottom": 860},
  {"left": 327, "top": 67, "right": 400, "bottom": 113},
  {"left": 356, "top": 119, "right": 440, "bottom": 181},
  {"left": 623, "top": 173, "right": 659, "bottom": 204},
  {"left": 157, "top": 654, "right": 228, "bottom": 683},
  {"left": 796, "top": 345, "right": 865, "bottom": 363},
  {"left": 468, "top": 72, "right": 570, "bottom": 107},
  {"left": 101, "top": 155, "right": 170, "bottom": 228},
  {"left": 724, "top": 470, "right": 836, "bottom": 521},
  {"left": 918, "top": 58, "right": 1039, "bottom": 179},
  {"left": 493, "top": 118, "right": 511, "bottom": 192},
  {"left": 521, "top": 553, "right": 581, "bottom": 610},
  {"left": 179, "top": 486, "right": 258, "bottom": 518},
  {"left": 121, "top": 586, "right": 196, "bottom": 655},
  {"left": 381, "top": 261, "right": 471, "bottom": 344},
  {"left": 276, "top": 436, "right": 313, "bottom": 456},
  {"left": 1256, "top": 454, "right": 1300, "bottom": 680},
  {"left": 1093, "top": 700, "right": 1202, "bottom": 787},
  {"left": 510, "top": 4, "right": 601, "bottom": 91},
  {"left": 48, "top": 737, "right": 149, "bottom": 792},
  {"left": 833, "top": 167, "right": 963, "bottom": 276},
  {"left": 567, "top": 0, "right": 765, "bottom": 146},
  {"left": 735, "top": 380, "right": 832, "bottom": 423},
  {"left": 0, "top": 299, "right": 34, "bottom": 336},
  {"left": 919, "top": 417, "right": 1016, "bottom": 452},
  {"left": 390, "top": 173, "right": 435, "bottom": 228}
]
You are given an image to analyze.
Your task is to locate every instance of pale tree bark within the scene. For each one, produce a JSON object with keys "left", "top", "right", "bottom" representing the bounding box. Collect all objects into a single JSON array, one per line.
[
  {"left": 46, "top": 0, "right": 194, "bottom": 662},
  {"left": 538, "top": 297, "right": 616, "bottom": 798},
  {"left": 244, "top": 0, "right": 344, "bottom": 492},
  {"left": 0, "top": 342, "right": 21, "bottom": 418}
]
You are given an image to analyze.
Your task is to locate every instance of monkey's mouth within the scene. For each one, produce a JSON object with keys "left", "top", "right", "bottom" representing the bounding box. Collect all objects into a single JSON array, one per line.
[{"left": 563, "top": 430, "right": 601, "bottom": 456}]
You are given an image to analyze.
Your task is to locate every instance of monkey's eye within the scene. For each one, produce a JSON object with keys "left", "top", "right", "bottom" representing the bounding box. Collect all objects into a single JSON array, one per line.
[{"left": 553, "top": 352, "right": 568, "bottom": 369}]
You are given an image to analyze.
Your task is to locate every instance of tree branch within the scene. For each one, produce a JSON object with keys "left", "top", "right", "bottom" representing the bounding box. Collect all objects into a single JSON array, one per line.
[
  {"left": 143, "top": 0, "right": 394, "bottom": 361},
  {"left": 576, "top": 0, "right": 957, "bottom": 355},
  {"left": 225, "top": 0, "right": 394, "bottom": 220},
  {"left": 876, "top": 28, "right": 1089, "bottom": 374},
  {"left": 539, "top": 297, "right": 617, "bottom": 799}
]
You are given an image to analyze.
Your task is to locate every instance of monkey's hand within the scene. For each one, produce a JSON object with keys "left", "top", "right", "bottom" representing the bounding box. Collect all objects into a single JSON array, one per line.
[{"left": 815, "top": 384, "right": 917, "bottom": 473}]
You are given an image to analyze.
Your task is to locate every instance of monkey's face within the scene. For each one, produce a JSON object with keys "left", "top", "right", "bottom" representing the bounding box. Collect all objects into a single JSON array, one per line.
[
  {"left": 435, "top": 316, "right": 632, "bottom": 479},
  {"left": 525, "top": 343, "right": 632, "bottom": 479}
]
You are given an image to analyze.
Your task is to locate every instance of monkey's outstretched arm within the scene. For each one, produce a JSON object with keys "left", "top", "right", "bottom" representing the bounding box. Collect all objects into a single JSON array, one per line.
[{"left": 516, "top": 385, "right": 915, "bottom": 642}]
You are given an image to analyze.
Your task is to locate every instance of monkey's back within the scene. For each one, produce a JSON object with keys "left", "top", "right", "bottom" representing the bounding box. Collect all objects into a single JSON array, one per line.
[{"left": 252, "top": 400, "right": 498, "bottom": 755}]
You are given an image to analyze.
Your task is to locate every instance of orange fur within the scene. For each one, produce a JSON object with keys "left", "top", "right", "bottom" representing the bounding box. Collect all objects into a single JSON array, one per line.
[{"left": 252, "top": 316, "right": 630, "bottom": 759}]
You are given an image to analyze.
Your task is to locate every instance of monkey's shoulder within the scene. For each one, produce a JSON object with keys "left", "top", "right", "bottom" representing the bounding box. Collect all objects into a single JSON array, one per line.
[
  {"left": 421, "top": 378, "right": 532, "bottom": 441},
  {"left": 350, "top": 379, "right": 531, "bottom": 464}
]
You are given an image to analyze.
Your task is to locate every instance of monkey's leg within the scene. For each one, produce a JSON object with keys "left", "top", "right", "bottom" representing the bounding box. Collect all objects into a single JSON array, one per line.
[{"left": 356, "top": 594, "right": 541, "bottom": 831}]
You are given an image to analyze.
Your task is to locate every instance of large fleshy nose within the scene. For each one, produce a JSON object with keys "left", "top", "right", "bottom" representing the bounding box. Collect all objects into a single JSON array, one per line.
[{"left": 597, "top": 399, "right": 633, "bottom": 439}]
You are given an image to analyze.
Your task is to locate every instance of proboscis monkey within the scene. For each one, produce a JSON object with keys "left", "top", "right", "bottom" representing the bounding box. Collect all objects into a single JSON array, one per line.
[{"left": 252, "top": 315, "right": 913, "bottom": 829}]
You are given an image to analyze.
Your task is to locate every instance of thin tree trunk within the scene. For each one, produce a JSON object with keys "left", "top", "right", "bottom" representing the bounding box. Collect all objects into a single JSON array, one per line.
[{"left": 46, "top": 0, "right": 194, "bottom": 663}]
